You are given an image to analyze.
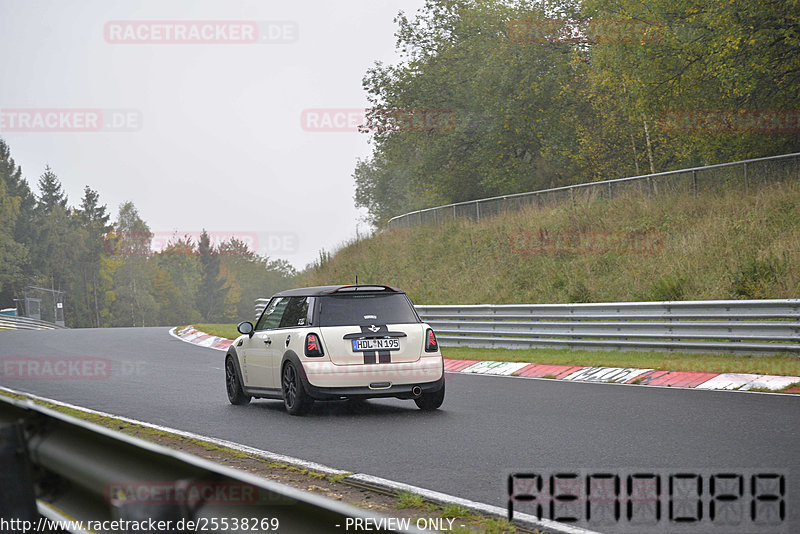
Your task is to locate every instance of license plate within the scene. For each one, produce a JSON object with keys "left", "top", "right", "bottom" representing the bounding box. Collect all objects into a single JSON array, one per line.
[{"left": 352, "top": 338, "right": 400, "bottom": 351}]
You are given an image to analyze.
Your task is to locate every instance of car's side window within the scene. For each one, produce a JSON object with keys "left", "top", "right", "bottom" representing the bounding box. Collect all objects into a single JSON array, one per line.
[
  {"left": 255, "top": 297, "right": 289, "bottom": 331},
  {"left": 279, "top": 297, "right": 310, "bottom": 328}
]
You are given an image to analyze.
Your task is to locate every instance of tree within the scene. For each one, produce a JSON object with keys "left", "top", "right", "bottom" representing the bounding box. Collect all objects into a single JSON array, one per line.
[
  {"left": 357, "top": 0, "right": 585, "bottom": 224},
  {"left": 196, "top": 230, "right": 227, "bottom": 322},
  {"left": 108, "top": 202, "right": 157, "bottom": 326},
  {"left": 581, "top": 0, "right": 800, "bottom": 166},
  {"left": 0, "top": 168, "right": 28, "bottom": 301},
  {"left": 0, "top": 139, "right": 30, "bottom": 306},
  {"left": 30, "top": 166, "right": 73, "bottom": 294},
  {"left": 36, "top": 165, "right": 68, "bottom": 215},
  {"left": 73, "top": 186, "right": 113, "bottom": 326},
  {"left": 0, "top": 138, "right": 36, "bottom": 247},
  {"left": 218, "top": 238, "right": 297, "bottom": 321},
  {"left": 354, "top": 0, "right": 800, "bottom": 225},
  {"left": 151, "top": 236, "right": 202, "bottom": 325}
]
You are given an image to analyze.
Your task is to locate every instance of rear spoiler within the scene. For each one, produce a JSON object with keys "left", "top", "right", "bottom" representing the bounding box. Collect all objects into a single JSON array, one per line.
[{"left": 323, "top": 285, "right": 403, "bottom": 294}]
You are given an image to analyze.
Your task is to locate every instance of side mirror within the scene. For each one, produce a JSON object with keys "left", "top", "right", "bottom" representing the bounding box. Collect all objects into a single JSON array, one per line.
[{"left": 237, "top": 321, "right": 254, "bottom": 338}]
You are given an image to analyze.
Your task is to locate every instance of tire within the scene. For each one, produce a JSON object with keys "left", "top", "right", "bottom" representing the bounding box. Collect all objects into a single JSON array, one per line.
[
  {"left": 282, "top": 362, "right": 313, "bottom": 415},
  {"left": 414, "top": 382, "right": 445, "bottom": 411},
  {"left": 225, "top": 356, "right": 251, "bottom": 406}
]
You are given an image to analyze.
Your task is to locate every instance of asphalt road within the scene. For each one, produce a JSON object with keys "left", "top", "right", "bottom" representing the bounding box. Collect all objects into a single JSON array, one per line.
[{"left": 1, "top": 327, "right": 798, "bottom": 533}]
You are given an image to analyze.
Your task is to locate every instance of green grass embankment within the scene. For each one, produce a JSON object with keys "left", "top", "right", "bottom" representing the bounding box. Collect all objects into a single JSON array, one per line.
[
  {"left": 193, "top": 323, "right": 240, "bottom": 340},
  {"left": 301, "top": 183, "right": 800, "bottom": 304}
]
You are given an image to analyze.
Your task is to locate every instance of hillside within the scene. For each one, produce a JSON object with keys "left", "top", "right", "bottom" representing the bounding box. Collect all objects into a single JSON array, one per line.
[{"left": 301, "top": 182, "right": 800, "bottom": 304}]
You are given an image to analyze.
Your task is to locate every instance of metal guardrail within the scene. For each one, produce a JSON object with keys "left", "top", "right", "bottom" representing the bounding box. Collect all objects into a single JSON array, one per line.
[
  {"left": 255, "top": 298, "right": 800, "bottom": 355},
  {"left": 255, "top": 298, "right": 268, "bottom": 321},
  {"left": 0, "top": 395, "right": 420, "bottom": 533},
  {"left": 416, "top": 299, "right": 800, "bottom": 355},
  {"left": 387, "top": 152, "right": 800, "bottom": 228},
  {"left": 0, "top": 315, "right": 65, "bottom": 330}
]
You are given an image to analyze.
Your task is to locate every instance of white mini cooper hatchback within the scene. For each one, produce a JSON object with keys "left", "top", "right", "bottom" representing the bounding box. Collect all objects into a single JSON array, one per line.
[{"left": 225, "top": 285, "right": 445, "bottom": 415}]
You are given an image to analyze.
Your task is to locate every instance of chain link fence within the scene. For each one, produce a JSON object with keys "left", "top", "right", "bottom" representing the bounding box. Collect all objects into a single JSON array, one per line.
[{"left": 387, "top": 152, "right": 800, "bottom": 228}]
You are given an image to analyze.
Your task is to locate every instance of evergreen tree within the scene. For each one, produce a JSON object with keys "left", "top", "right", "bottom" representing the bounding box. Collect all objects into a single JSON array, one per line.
[
  {"left": 0, "top": 138, "right": 36, "bottom": 246},
  {"left": 197, "top": 230, "right": 227, "bottom": 322},
  {"left": 0, "top": 138, "right": 35, "bottom": 307},
  {"left": 74, "top": 186, "right": 113, "bottom": 327},
  {"left": 36, "top": 165, "right": 68, "bottom": 215},
  {"left": 0, "top": 168, "right": 28, "bottom": 303},
  {"left": 30, "top": 166, "right": 72, "bottom": 294}
]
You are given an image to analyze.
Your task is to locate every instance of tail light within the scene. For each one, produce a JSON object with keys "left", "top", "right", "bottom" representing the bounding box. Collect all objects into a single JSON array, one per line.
[
  {"left": 305, "top": 333, "right": 324, "bottom": 357},
  {"left": 425, "top": 328, "right": 439, "bottom": 352}
]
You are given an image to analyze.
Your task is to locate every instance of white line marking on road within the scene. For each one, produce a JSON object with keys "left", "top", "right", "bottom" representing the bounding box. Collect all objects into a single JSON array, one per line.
[{"left": 1, "top": 385, "right": 597, "bottom": 534}]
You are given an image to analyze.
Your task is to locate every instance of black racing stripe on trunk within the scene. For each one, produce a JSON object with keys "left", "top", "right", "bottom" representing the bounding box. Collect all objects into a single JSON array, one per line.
[{"left": 359, "top": 325, "right": 388, "bottom": 364}]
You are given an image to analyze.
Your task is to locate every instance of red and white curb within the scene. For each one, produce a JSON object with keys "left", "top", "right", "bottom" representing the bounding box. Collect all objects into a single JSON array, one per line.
[
  {"left": 171, "top": 327, "right": 800, "bottom": 394},
  {"left": 170, "top": 326, "right": 232, "bottom": 351},
  {"left": 446, "top": 360, "right": 800, "bottom": 393}
]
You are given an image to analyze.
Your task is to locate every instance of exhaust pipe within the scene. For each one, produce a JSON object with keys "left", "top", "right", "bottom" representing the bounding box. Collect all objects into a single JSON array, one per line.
[{"left": 411, "top": 386, "right": 422, "bottom": 397}]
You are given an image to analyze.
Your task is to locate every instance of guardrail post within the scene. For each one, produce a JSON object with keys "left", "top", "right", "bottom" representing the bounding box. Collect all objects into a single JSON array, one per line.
[
  {"left": 453, "top": 205, "right": 456, "bottom": 222},
  {"left": 607, "top": 181, "right": 612, "bottom": 199},
  {"left": 743, "top": 162, "right": 748, "bottom": 193},
  {"left": 476, "top": 202, "right": 480, "bottom": 221},
  {"left": 692, "top": 170, "right": 697, "bottom": 196}
]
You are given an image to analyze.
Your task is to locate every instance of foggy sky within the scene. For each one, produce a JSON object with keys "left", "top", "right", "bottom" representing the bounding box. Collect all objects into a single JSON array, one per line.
[{"left": 0, "top": 0, "right": 427, "bottom": 268}]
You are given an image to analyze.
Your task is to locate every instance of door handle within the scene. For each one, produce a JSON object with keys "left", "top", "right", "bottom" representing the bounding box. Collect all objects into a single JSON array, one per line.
[{"left": 264, "top": 338, "right": 272, "bottom": 345}]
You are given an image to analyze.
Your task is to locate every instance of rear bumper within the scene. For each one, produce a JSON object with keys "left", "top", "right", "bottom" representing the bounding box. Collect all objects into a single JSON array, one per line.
[
  {"left": 299, "top": 356, "right": 444, "bottom": 399},
  {"left": 303, "top": 377, "right": 444, "bottom": 401}
]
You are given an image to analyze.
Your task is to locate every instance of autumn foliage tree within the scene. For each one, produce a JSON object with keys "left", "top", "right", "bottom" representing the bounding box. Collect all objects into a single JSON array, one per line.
[{"left": 355, "top": 0, "right": 800, "bottom": 225}]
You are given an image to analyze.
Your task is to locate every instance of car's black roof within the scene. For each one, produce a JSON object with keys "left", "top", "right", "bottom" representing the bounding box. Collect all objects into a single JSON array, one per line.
[{"left": 272, "top": 284, "right": 404, "bottom": 297}]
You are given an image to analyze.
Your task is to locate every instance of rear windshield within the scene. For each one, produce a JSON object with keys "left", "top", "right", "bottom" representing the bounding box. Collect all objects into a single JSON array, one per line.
[{"left": 317, "top": 293, "right": 419, "bottom": 327}]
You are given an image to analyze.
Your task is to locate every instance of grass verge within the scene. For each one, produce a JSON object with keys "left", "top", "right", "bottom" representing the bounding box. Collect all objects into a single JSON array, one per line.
[
  {"left": 192, "top": 323, "right": 240, "bottom": 340},
  {"left": 444, "top": 346, "right": 800, "bottom": 377}
]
